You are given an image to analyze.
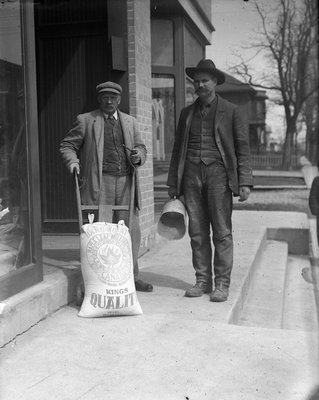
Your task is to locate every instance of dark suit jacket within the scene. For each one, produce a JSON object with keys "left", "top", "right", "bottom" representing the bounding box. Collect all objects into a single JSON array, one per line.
[
  {"left": 60, "top": 109, "right": 146, "bottom": 210},
  {"left": 309, "top": 176, "right": 319, "bottom": 216},
  {"left": 167, "top": 95, "right": 253, "bottom": 196}
]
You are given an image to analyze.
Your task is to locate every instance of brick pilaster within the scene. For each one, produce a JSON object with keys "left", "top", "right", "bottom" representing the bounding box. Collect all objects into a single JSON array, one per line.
[{"left": 127, "top": 0, "right": 155, "bottom": 255}]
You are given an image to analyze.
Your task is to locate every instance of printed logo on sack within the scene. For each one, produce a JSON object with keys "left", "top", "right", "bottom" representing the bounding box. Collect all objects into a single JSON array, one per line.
[{"left": 86, "top": 232, "right": 131, "bottom": 286}]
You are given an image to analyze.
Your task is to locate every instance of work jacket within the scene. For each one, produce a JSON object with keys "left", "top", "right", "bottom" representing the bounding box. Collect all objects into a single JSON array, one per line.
[
  {"left": 167, "top": 95, "right": 253, "bottom": 196},
  {"left": 60, "top": 109, "right": 146, "bottom": 210}
]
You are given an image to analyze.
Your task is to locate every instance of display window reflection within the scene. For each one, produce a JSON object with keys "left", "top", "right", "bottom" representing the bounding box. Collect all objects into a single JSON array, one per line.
[
  {"left": 152, "top": 74, "right": 175, "bottom": 162},
  {"left": 0, "top": 1, "right": 30, "bottom": 277}
]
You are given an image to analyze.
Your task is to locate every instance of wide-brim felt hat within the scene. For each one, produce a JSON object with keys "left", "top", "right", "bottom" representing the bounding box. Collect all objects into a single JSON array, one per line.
[
  {"left": 186, "top": 59, "right": 225, "bottom": 85},
  {"left": 96, "top": 81, "right": 122, "bottom": 95}
]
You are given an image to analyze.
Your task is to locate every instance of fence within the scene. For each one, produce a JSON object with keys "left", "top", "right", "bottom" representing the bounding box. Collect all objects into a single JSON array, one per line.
[
  {"left": 153, "top": 155, "right": 301, "bottom": 172},
  {"left": 251, "top": 154, "right": 299, "bottom": 170}
]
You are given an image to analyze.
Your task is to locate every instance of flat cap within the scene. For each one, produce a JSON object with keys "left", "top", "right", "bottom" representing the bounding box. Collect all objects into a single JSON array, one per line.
[{"left": 96, "top": 81, "right": 122, "bottom": 95}]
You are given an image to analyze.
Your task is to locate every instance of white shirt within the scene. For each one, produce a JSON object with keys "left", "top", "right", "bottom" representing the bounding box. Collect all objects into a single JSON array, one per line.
[{"left": 104, "top": 110, "right": 118, "bottom": 120}]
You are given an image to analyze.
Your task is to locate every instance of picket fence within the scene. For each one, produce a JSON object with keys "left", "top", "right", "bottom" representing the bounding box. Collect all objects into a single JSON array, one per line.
[{"left": 251, "top": 154, "right": 299, "bottom": 169}]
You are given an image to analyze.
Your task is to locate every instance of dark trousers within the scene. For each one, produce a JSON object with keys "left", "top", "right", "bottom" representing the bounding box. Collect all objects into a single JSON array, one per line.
[
  {"left": 183, "top": 160, "right": 233, "bottom": 287},
  {"left": 99, "top": 174, "right": 141, "bottom": 280}
]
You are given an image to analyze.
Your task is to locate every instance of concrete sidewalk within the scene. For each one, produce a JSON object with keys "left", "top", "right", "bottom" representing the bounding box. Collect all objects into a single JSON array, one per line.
[{"left": 0, "top": 211, "right": 318, "bottom": 400}]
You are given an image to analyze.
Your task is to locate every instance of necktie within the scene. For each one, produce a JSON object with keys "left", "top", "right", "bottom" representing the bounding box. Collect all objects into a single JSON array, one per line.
[
  {"left": 106, "top": 114, "right": 115, "bottom": 125},
  {"left": 201, "top": 104, "right": 210, "bottom": 117}
]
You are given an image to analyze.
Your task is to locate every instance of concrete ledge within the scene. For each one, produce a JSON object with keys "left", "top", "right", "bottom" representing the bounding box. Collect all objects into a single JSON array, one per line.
[
  {"left": 228, "top": 211, "right": 310, "bottom": 324},
  {"left": 227, "top": 228, "right": 267, "bottom": 324},
  {"left": 252, "top": 185, "right": 307, "bottom": 190},
  {"left": 268, "top": 227, "right": 309, "bottom": 255},
  {"left": 302, "top": 165, "right": 318, "bottom": 188},
  {"left": 0, "top": 265, "right": 81, "bottom": 348}
]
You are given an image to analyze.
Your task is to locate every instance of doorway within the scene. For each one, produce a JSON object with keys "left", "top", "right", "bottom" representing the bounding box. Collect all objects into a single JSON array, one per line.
[{"left": 34, "top": 0, "right": 110, "bottom": 233}]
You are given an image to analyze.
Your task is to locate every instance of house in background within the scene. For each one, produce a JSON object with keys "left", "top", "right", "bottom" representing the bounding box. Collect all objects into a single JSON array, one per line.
[{"left": 216, "top": 73, "right": 268, "bottom": 156}]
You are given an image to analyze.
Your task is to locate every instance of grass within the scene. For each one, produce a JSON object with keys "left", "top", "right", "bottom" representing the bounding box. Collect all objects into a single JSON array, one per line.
[{"left": 233, "top": 188, "right": 311, "bottom": 215}]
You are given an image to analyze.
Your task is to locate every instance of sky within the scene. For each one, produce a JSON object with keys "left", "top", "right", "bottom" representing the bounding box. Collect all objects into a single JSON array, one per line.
[
  {"left": 206, "top": 0, "right": 285, "bottom": 139},
  {"left": 207, "top": 0, "right": 263, "bottom": 70}
]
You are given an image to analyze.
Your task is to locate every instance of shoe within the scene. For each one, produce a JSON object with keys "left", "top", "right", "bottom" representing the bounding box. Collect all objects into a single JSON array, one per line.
[
  {"left": 185, "top": 282, "right": 212, "bottom": 297},
  {"left": 135, "top": 279, "right": 153, "bottom": 292},
  {"left": 210, "top": 284, "right": 229, "bottom": 302}
]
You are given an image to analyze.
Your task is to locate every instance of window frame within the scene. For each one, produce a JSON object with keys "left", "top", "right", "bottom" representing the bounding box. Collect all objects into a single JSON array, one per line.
[
  {"left": 151, "top": 16, "right": 185, "bottom": 131},
  {"left": 151, "top": 16, "right": 206, "bottom": 131},
  {"left": 0, "top": 0, "right": 42, "bottom": 301}
]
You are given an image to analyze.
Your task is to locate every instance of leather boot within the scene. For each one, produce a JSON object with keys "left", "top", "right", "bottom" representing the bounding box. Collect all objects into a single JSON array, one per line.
[
  {"left": 135, "top": 279, "right": 153, "bottom": 292},
  {"left": 210, "top": 283, "right": 229, "bottom": 302},
  {"left": 185, "top": 282, "right": 212, "bottom": 297}
]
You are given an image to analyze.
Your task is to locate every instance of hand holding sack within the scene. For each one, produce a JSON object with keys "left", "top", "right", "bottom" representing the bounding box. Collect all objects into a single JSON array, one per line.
[{"left": 78, "top": 219, "right": 142, "bottom": 317}]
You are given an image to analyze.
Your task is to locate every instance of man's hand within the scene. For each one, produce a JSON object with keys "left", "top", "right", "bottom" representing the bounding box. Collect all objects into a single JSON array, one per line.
[
  {"left": 130, "top": 149, "right": 141, "bottom": 166},
  {"left": 238, "top": 186, "right": 251, "bottom": 202},
  {"left": 168, "top": 186, "right": 178, "bottom": 199},
  {"left": 69, "top": 162, "right": 80, "bottom": 175}
]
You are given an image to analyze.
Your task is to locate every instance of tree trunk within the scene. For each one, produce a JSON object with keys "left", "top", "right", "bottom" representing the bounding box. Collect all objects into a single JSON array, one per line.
[
  {"left": 282, "top": 126, "right": 295, "bottom": 170},
  {"left": 306, "top": 128, "right": 318, "bottom": 164}
]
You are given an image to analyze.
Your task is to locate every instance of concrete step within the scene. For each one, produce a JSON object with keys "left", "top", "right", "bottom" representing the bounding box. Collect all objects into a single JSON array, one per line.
[
  {"left": 238, "top": 240, "right": 318, "bottom": 332},
  {"left": 238, "top": 240, "right": 288, "bottom": 329},
  {"left": 282, "top": 255, "right": 318, "bottom": 331}
]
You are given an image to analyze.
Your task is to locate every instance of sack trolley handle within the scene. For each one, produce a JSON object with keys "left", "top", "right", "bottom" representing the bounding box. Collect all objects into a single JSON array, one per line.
[
  {"left": 74, "top": 171, "right": 83, "bottom": 232},
  {"left": 129, "top": 168, "right": 136, "bottom": 231}
]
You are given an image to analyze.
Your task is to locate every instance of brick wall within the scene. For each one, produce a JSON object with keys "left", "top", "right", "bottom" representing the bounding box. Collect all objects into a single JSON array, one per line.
[{"left": 127, "top": 0, "right": 155, "bottom": 254}]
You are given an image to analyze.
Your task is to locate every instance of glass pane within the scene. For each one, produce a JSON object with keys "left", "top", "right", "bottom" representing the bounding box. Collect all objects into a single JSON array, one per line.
[
  {"left": 151, "top": 19, "right": 174, "bottom": 66},
  {"left": 186, "top": 76, "right": 197, "bottom": 107},
  {"left": 152, "top": 74, "right": 175, "bottom": 162},
  {"left": 0, "top": 1, "right": 31, "bottom": 277},
  {"left": 184, "top": 25, "right": 205, "bottom": 68}
]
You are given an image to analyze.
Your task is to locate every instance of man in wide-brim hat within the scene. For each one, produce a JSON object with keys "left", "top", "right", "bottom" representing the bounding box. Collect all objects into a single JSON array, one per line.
[
  {"left": 185, "top": 59, "right": 226, "bottom": 85},
  {"left": 167, "top": 59, "right": 253, "bottom": 302}
]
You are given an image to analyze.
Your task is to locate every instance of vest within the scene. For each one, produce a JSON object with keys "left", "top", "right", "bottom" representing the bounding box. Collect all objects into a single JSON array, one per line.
[
  {"left": 102, "top": 117, "right": 131, "bottom": 175},
  {"left": 186, "top": 101, "right": 222, "bottom": 165}
]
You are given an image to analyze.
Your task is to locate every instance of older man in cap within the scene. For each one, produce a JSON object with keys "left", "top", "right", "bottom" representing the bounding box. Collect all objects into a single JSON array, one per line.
[
  {"left": 60, "top": 81, "right": 153, "bottom": 292},
  {"left": 167, "top": 59, "right": 252, "bottom": 301}
]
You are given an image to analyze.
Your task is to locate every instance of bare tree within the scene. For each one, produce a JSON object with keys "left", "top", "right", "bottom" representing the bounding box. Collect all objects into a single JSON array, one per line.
[{"left": 231, "top": 0, "right": 318, "bottom": 169}]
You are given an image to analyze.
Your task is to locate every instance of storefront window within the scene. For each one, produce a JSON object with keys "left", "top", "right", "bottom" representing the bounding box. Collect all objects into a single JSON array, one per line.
[
  {"left": 0, "top": 1, "right": 31, "bottom": 277},
  {"left": 185, "top": 76, "right": 197, "bottom": 107},
  {"left": 184, "top": 25, "right": 204, "bottom": 68},
  {"left": 152, "top": 74, "right": 175, "bottom": 162},
  {"left": 151, "top": 19, "right": 174, "bottom": 66},
  {"left": 184, "top": 25, "right": 204, "bottom": 106}
]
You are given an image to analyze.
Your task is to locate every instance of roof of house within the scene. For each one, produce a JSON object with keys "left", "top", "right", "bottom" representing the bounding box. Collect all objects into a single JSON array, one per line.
[{"left": 216, "top": 72, "right": 267, "bottom": 99}]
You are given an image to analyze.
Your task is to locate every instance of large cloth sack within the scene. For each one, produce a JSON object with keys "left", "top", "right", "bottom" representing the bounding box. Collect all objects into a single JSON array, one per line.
[{"left": 78, "top": 220, "right": 142, "bottom": 317}]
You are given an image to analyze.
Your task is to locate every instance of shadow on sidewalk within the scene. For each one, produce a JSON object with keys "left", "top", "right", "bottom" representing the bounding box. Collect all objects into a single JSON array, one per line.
[{"left": 139, "top": 270, "right": 190, "bottom": 291}]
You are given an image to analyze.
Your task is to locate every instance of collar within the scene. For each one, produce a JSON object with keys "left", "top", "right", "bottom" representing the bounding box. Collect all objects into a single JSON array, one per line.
[
  {"left": 199, "top": 95, "right": 217, "bottom": 109},
  {"left": 104, "top": 110, "right": 118, "bottom": 120}
]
